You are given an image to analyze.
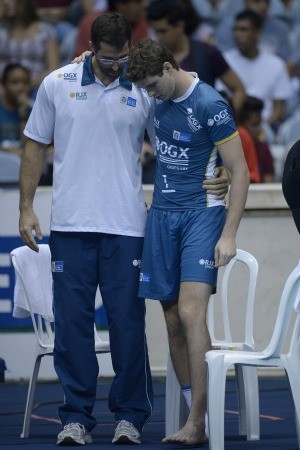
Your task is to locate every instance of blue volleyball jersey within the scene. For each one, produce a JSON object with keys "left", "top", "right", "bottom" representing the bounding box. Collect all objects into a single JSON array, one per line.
[{"left": 152, "top": 77, "right": 239, "bottom": 210}]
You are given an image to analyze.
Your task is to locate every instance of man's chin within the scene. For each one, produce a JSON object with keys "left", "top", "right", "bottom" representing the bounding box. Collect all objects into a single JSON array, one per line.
[{"left": 107, "top": 71, "right": 122, "bottom": 80}]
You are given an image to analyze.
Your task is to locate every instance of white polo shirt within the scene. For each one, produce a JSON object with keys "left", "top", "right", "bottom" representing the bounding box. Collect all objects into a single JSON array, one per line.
[{"left": 24, "top": 55, "right": 155, "bottom": 237}]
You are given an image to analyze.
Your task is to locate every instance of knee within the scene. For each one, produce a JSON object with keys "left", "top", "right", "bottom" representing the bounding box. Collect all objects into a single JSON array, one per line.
[
  {"left": 178, "top": 302, "right": 207, "bottom": 329},
  {"left": 164, "top": 307, "right": 182, "bottom": 339},
  {"left": 178, "top": 303, "right": 195, "bottom": 326}
]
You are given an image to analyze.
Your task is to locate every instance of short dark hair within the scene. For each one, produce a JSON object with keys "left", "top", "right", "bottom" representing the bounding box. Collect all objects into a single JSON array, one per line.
[
  {"left": 2, "top": 64, "right": 30, "bottom": 85},
  {"left": 126, "top": 39, "right": 180, "bottom": 82},
  {"left": 90, "top": 12, "right": 132, "bottom": 52},
  {"left": 235, "top": 9, "right": 263, "bottom": 29},
  {"left": 238, "top": 96, "right": 264, "bottom": 123}
]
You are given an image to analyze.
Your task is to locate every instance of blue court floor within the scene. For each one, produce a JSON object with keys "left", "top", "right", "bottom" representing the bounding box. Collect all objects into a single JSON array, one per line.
[{"left": 0, "top": 376, "right": 299, "bottom": 449}]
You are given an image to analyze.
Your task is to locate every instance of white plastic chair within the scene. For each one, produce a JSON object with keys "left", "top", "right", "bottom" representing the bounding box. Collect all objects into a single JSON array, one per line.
[
  {"left": 11, "top": 245, "right": 110, "bottom": 438},
  {"left": 206, "top": 261, "right": 300, "bottom": 450},
  {"left": 165, "top": 249, "right": 259, "bottom": 440}
]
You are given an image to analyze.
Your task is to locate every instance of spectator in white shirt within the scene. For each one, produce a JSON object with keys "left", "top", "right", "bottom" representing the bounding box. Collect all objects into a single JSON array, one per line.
[{"left": 216, "top": 9, "right": 293, "bottom": 129}]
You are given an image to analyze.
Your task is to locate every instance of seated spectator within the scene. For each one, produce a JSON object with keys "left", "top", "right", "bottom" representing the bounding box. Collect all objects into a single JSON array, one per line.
[
  {"left": 74, "top": 0, "right": 149, "bottom": 56},
  {"left": 0, "top": 0, "right": 60, "bottom": 95},
  {"left": 0, "top": 63, "right": 53, "bottom": 184},
  {"left": 238, "top": 96, "right": 275, "bottom": 182},
  {"left": 0, "top": 64, "right": 32, "bottom": 157},
  {"left": 215, "top": 0, "right": 294, "bottom": 72},
  {"left": 148, "top": 0, "right": 246, "bottom": 113},
  {"left": 36, "top": 0, "right": 77, "bottom": 65},
  {"left": 216, "top": 10, "right": 293, "bottom": 129}
]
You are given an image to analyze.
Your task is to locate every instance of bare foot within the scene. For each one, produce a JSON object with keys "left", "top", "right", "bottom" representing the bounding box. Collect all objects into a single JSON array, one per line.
[{"left": 162, "top": 422, "right": 208, "bottom": 446}]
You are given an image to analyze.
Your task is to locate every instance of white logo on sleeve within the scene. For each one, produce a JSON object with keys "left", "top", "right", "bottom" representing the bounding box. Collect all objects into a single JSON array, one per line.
[
  {"left": 207, "top": 109, "right": 231, "bottom": 127},
  {"left": 199, "top": 259, "right": 215, "bottom": 269}
]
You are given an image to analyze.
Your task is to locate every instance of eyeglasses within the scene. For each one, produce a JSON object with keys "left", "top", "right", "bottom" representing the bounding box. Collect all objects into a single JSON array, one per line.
[{"left": 97, "top": 55, "right": 130, "bottom": 66}]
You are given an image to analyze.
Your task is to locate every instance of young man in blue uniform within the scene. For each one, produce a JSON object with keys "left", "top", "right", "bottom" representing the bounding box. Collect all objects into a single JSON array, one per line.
[{"left": 126, "top": 40, "right": 250, "bottom": 446}]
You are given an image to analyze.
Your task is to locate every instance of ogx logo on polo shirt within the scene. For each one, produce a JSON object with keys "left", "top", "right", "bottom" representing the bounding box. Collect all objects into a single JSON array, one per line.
[
  {"left": 70, "top": 92, "right": 88, "bottom": 100},
  {"left": 57, "top": 72, "right": 77, "bottom": 82}
]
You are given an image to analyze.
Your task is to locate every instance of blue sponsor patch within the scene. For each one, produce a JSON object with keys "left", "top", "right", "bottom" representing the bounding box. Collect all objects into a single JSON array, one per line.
[
  {"left": 139, "top": 272, "right": 150, "bottom": 282},
  {"left": 173, "top": 130, "right": 191, "bottom": 142},
  {"left": 52, "top": 261, "right": 63, "bottom": 272},
  {"left": 120, "top": 95, "right": 137, "bottom": 107},
  {"left": 126, "top": 96, "right": 137, "bottom": 107},
  {"left": 179, "top": 132, "right": 191, "bottom": 142}
]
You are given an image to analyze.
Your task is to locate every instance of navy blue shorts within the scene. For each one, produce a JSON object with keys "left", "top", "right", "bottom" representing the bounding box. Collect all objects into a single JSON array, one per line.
[{"left": 138, "top": 206, "right": 226, "bottom": 301}]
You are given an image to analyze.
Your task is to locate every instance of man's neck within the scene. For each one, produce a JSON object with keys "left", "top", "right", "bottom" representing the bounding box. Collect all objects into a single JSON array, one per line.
[
  {"left": 240, "top": 46, "right": 259, "bottom": 59},
  {"left": 171, "top": 69, "right": 195, "bottom": 100}
]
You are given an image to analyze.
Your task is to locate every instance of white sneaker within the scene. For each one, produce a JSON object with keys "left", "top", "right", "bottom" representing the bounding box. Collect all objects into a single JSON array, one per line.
[
  {"left": 57, "top": 422, "right": 92, "bottom": 446},
  {"left": 112, "top": 420, "right": 141, "bottom": 444}
]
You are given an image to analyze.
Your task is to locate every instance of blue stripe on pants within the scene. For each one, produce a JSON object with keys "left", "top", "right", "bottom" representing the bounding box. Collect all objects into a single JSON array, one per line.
[{"left": 49, "top": 231, "right": 153, "bottom": 432}]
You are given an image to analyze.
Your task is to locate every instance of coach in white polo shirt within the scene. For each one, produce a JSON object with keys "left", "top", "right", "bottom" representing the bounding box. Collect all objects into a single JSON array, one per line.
[{"left": 19, "top": 13, "right": 155, "bottom": 447}]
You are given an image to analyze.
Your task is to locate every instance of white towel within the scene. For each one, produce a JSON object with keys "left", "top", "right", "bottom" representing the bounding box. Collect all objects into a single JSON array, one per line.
[
  {"left": 294, "top": 259, "right": 300, "bottom": 313},
  {"left": 11, "top": 244, "right": 54, "bottom": 321}
]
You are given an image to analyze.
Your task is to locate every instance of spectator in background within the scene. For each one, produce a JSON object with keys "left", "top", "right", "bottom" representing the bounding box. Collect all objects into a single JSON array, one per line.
[
  {"left": 148, "top": 0, "right": 246, "bottom": 113},
  {"left": 215, "top": 0, "right": 295, "bottom": 74},
  {"left": 74, "top": 0, "right": 149, "bottom": 56},
  {"left": 0, "top": 0, "right": 60, "bottom": 96},
  {"left": 0, "top": 63, "right": 53, "bottom": 184},
  {"left": 238, "top": 96, "right": 275, "bottom": 182},
  {"left": 0, "top": 64, "right": 32, "bottom": 157},
  {"left": 216, "top": 10, "right": 293, "bottom": 129},
  {"left": 36, "top": 0, "right": 77, "bottom": 66}
]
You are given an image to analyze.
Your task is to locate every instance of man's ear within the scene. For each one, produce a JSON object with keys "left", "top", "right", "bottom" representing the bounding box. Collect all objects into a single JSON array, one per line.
[{"left": 163, "top": 62, "right": 172, "bottom": 72}]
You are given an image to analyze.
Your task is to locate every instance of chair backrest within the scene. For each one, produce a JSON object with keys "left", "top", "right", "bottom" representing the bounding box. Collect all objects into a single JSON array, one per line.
[
  {"left": 11, "top": 245, "right": 54, "bottom": 349},
  {"left": 0, "top": 152, "right": 21, "bottom": 184},
  {"left": 264, "top": 262, "right": 300, "bottom": 358},
  {"left": 207, "top": 249, "right": 258, "bottom": 349},
  {"left": 11, "top": 244, "right": 109, "bottom": 350}
]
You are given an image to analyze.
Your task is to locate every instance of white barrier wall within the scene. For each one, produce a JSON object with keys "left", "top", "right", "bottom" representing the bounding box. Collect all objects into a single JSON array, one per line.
[{"left": 0, "top": 185, "right": 299, "bottom": 379}]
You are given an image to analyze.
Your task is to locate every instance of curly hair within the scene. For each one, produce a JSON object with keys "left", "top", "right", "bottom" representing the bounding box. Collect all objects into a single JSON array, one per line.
[{"left": 126, "top": 39, "right": 179, "bottom": 82}]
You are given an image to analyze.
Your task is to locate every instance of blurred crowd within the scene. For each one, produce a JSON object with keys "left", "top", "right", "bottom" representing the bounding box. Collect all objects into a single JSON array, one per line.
[{"left": 0, "top": 0, "right": 299, "bottom": 185}]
